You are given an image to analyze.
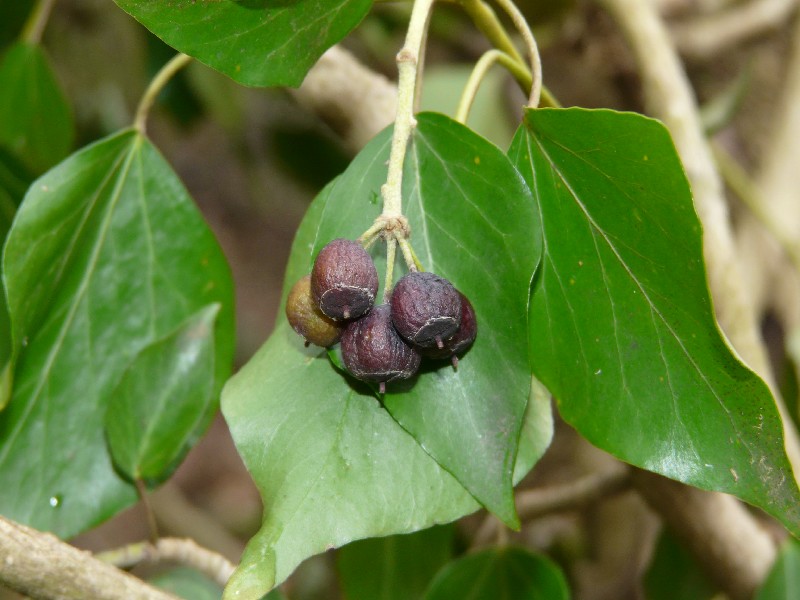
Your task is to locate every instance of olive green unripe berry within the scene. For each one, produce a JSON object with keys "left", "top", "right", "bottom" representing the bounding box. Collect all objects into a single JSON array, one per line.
[
  {"left": 285, "top": 275, "right": 344, "bottom": 348},
  {"left": 311, "top": 238, "right": 379, "bottom": 321}
]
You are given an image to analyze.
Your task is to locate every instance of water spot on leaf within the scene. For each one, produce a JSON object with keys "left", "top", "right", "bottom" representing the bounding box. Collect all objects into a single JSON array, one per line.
[{"left": 48, "top": 495, "right": 62, "bottom": 508}]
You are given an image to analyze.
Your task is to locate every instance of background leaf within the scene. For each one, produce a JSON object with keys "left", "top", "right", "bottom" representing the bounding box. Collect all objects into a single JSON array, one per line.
[
  {"left": 149, "top": 567, "right": 224, "bottom": 600},
  {"left": 644, "top": 531, "right": 718, "bottom": 600},
  {"left": 0, "top": 1, "right": 34, "bottom": 50},
  {"left": 0, "top": 148, "right": 27, "bottom": 410},
  {"left": 509, "top": 107, "right": 800, "bottom": 535},
  {"left": 113, "top": 0, "right": 372, "bottom": 87},
  {"left": 0, "top": 41, "right": 74, "bottom": 174},
  {"left": 221, "top": 115, "right": 550, "bottom": 597},
  {"left": 0, "top": 130, "right": 235, "bottom": 538},
  {"left": 754, "top": 539, "right": 800, "bottom": 600},
  {"left": 337, "top": 525, "right": 455, "bottom": 600},
  {"left": 423, "top": 546, "right": 570, "bottom": 600},
  {"left": 105, "top": 304, "right": 220, "bottom": 484}
]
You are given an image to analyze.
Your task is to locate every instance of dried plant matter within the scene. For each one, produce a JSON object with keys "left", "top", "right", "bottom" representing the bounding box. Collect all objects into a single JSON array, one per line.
[
  {"left": 391, "top": 272, "right": 462, "bottom": 348},
  {"left": 311, "top": 238, "right": 378, "bottom": 321},
  {"left": 341, "top": 304, "right": 421, "bottom": 392}
]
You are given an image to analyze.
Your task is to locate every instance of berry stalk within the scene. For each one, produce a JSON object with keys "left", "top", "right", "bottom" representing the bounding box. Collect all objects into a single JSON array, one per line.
[{"left": 380, "top": 0, "right": 436, "bottom": 220}]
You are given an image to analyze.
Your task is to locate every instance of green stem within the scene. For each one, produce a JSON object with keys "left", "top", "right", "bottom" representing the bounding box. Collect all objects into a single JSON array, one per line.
[
  {"left": 539, "top": 85, "right": 562, "bottom": 109},
  {"left": 458, "top": 0, "right": 525, "bottom": 65},
  {"left": 135, "top": 479, "right": 160, "bottom": 544},
  {"left": 381, "top": 0, "right": 437, "bottom": 219},
  {"left": 21, "top": 0, "right": 57, "bottom": 44},
  {"left": 455, "top": 49, "right": 530, "bottom": 123},
  {"left": 384, "top": 237, "right": 397, "bottom": 303},
  {"left": 493, "top": 0, "right": 542, "bottom": 106},
  {"left": 397, "top": 236, "right": 422, "bottom": 272},
  {"left": 133, "top": 53, "right": 192, "bottom": 135},
  {"left": 457, "top": 0, "right": 542, "bottom": 106}
]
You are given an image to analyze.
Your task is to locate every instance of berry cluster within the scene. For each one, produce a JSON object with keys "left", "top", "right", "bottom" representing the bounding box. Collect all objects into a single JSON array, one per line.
[{"left": 286, "top": 238, "right": 477, "bottom": 393}]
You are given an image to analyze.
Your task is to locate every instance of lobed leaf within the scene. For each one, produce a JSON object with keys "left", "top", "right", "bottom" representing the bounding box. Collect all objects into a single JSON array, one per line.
[
  {"left": 509, "top": 107, "right": 800, "bottom": 535},
  {"left": 0, "top": 130, "right": 234, "bottom": 538},
  {"left": 222, "top": 113, "right": 550, "bottom": 597},
  {"left": 113, "top": 0, "right": 372, "bottom": 88},
  {"left": 105, "top": 304, "right": 220, "bottom": 484}
]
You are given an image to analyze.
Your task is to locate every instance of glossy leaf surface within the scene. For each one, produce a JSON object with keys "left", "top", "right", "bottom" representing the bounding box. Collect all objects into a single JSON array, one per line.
[
  {"left": 113, "top": 0, "right": 372, "bottom": 87},
  {"left": 0, "top": 130, "right": 235, "bottom": 538},
  {"left": 510, "top": 107, "right": 800, "bottom": 535},
  {"left": 754, "top": 539, "right": 800, "bottom": 600},
  {"left": 424, "top": 547, "right": 570, "bottom": 600},
  {"left": 105, "top": 304, "right": 219, "bottom": 483},
  {"left": 337, "top": 525, "right": 454, "bottom": 600},
  {"left": 0, "top": 42, "right": 73, "bottom": 174},
  {"left": 222, "top": 113, "right": 548, "bottom": 597}
]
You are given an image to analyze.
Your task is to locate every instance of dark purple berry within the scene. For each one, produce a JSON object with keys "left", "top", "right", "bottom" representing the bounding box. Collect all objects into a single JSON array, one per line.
[
  {"left": 311, "top": 238, "right": 378, "bottom": 321},
  {"left": 285, "top": 275, "right": 344, "bottom": 348},
  {"left": 341, "top": 304, "right": 421, "bottom": 393},
  {"left": 421, "top": 292, "right": 477, "bottom": 368},
  {"left": 391, "top": 271, "right": 461, "bottom": 348}
]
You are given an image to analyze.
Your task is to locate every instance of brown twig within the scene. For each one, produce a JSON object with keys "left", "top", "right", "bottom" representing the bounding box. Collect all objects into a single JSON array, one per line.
[
  {"left": 671, "top": 0, "right": 799, "bottom": 61},
  {"left": 292, "top": 46, "right": 397, "bottom": 154},
  {"left": 97, "top": 537, "right": 236, "bottom": 589},
  {"left": 0, "top": 515, "right": 178, "bottom": 600}
]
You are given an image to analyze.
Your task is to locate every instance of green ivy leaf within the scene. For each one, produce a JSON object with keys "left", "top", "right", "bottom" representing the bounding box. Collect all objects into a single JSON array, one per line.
[
  {"left": 150, "top": 567, "right": 223, "bottom": 600},
  {"left": 105, "top": 304, "right": 220, "bottom": 484},
  {"left": 754, "top": 539, "right": 800, "bottom": 600},
  {"left": 113, "top": 0, "right": 372, "bottom": 87},
  {"left": 337, "top": 525, "right": 455, "bottom": 600},
  {"left": 0, "top": 148, "right": 32, "bottom": 411},
  {"left": 509, "top": 107, "right": 800, "bottom": 535},
  {"left": 222, "top": 114, "right": 550, "bottom": 597},
  {"left": 644, "top": 531, "right": 717, "bottom": 600},
  {"left": 0, "top": 130, "right": 235, "bottom": 538},
  {"left": 0, "top": 42, "right": 74, "bottom": 174},
  {"left": 423, "top": 547, "right": 570, "bottom": 600}
]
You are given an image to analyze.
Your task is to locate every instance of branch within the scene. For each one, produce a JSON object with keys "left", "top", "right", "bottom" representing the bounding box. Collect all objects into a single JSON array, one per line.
[
  {"left": 292, "top": 46, "right": 397, "bottom": 154},
  {"left": 0, "top": 515, "right": 178, "bottom": 600},
  {"left": 471, "top": 467, "right": 631, "bottom": 548},
  {"left": 632, "top": 470, "right": 779, "bottom": 600},
  {"left": 671, "top": 0, "right": 799, "bottom": 61},
  {"left": 97, "top": 538, "right": 236, "bottom": 589}
]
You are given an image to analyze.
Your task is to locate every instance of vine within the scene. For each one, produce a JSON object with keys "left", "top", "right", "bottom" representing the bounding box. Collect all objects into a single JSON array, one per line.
[{"left": 364, "top": 0, "right": 545, "bottom": 297}]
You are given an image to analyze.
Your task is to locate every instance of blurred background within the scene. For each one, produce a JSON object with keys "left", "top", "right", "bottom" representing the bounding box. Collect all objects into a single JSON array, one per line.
[{"left": 1, "top": 0, "right": 796, "bottom": 597}]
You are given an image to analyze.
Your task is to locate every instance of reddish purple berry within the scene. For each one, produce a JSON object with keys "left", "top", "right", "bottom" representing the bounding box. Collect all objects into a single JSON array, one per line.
[
  {"left": 421, "top": 292, "right": 477, "bottom": 368},
  {"left": 341, "top": 304, "right": 421, "bottom": 393},
  {"left": 391, "top": 271, "right": 461, "bottom": 348},
  {"left": 311, "top": 238, "right": 378, "bottom": 321}
]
